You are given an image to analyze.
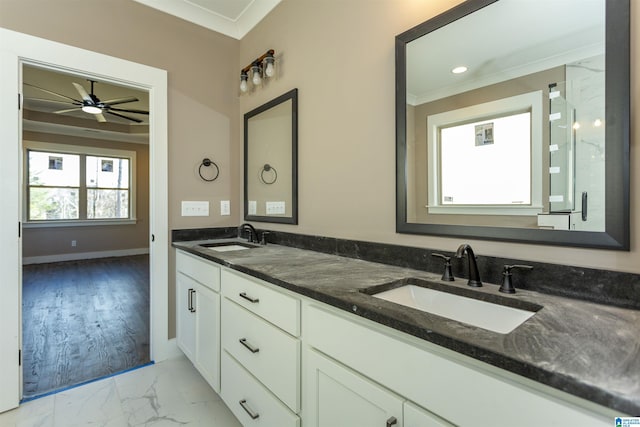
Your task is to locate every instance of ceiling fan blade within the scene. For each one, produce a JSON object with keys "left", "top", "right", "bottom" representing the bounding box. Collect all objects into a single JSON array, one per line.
[
  {"left": 24, "top": 83, "right": 81, "bottom": 103},
  {"left": 54, "top": 107, "right": 82, "bottom": 114},
  {"left": 102, "top": 96, "right": 139, "bottom": 106},
  {"left": 106, "top": 110, "right": 143, "bottom": 123},
  {"left": 109, "top": 107, "right": 149, "bottom": 115},
  {"left": 25, "top": 97, "right": 81, "bottom": 106},
  {"left": 95, "top": 113, "right": 107, "bottom": 123},
  {"left": 72, "top": 82, "right": 93, "bottom": 103}
]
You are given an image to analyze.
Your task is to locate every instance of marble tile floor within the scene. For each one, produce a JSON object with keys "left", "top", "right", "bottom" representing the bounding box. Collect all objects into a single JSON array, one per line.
[{"left": 0, "top": 355, "right": 241, "bottom": 427}]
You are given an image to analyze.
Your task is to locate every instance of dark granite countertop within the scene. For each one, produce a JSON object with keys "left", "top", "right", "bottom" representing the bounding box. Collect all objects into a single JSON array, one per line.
[{"left": 173, "top": 239, "right": 640, "bottom": 415}]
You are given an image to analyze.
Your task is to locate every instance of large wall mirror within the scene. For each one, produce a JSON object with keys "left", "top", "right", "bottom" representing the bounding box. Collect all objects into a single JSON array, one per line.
[
  {"left": 244, "top": 88, "right": 298, "bottom": 224},
  {"left": 396, "top": 0, "right": 629, "bottom": 249}
]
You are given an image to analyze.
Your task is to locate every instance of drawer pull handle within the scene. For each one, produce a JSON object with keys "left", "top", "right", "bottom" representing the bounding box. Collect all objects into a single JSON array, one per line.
[
  {"left": 239, "top": 399, "right": 260, "bottom": 419},
  {"left": 239, "top": 338, "right": 260, "bottom": 353},
  {"left": 386, "top": 416, "right": 398, "bottom": 427},
  {"left": 239, "top": 292, "right": 259, "bottom": 303}
]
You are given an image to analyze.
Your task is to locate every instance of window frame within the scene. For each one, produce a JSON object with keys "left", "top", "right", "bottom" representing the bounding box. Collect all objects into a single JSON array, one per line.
[{"left": 23, "top": 141, "right": 137, "bottom": 227}]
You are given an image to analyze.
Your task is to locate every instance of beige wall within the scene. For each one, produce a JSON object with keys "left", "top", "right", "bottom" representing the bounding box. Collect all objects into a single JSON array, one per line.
[
  {"left": 0, "top": 0, "right": 241, "bottom": 337},
  {"left": 240, "top": 0, "right": 639, "bottom": 274},
  {"left": 22, "top": 132, "right": 150, "bottom": 258}
]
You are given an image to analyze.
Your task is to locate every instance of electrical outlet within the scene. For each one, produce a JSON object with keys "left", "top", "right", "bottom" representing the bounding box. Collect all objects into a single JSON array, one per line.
[
  {"left": 71, "top": 240, "right": 77, "bottom": 247},
  {"left": 220, "top": 200, "right": 231, "bottom": 216},
  {"left": 181, "top": 201, "right": 209, "bottom": 216},
  {"left": 266, "top": 201, "right": 286, "bottom": 215}
]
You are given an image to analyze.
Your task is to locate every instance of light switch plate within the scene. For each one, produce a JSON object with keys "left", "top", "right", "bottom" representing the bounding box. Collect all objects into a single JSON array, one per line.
[
  {"left": 220, "top": 200, "right": 231, "bottom": 216},
  {"left": 181, "top": 201, "right": 209, "bottom": 216},
  {"left": 248, "top": 201, "right": 257, "bottom": 215}
]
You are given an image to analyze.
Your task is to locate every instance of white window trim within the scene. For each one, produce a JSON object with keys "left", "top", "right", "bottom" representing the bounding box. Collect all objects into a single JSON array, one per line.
[
  {"left": 426, "top": 91, "right": 543, "bottom": 216},
  {"left": 23, "top": 140, "right": 137, "bottom": 226}
]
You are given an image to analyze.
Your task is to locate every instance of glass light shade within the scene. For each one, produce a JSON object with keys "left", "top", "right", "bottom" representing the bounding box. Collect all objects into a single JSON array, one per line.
[
  {"left": 264, "top": 56, "right": 275, "bottom": 77},
  {"left": 82, "top": 105, "right": 102, "bottom": 114},
  {"left": 240, "top": 72, "right": 248, "bottom": 92},
  {"left": 251, "top": 65, "right": 262, "bottom": 85}
]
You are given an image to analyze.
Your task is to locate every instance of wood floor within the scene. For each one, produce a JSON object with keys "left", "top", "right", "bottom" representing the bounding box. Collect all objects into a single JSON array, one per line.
[{"left": 22, "top": 255, "right": 150, "bottom": 397}]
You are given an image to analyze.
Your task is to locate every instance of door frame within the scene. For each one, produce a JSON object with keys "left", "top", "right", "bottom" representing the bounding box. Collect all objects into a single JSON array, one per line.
[{"left": 0, "top": 28, "right": 176, "bottom": 413}]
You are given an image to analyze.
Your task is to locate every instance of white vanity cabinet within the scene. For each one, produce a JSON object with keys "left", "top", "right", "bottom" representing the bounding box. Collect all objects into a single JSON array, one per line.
[
  {"left": 304, "top": 303, "right": 611, "bottom": 427},
  {"left": 174, "top": 248, "right": 615, "bottom": 427},
  {"left": 220, "top": 269, "right": 301, "bottom": 426},
  {"left": 175, "top": 250, "right": 221, "bottom": 392}
]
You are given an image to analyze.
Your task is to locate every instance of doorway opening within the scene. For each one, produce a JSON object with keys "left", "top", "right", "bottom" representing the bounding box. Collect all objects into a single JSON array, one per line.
[{"left": 21, "top": 64, "right": 151, "bottom": 398}]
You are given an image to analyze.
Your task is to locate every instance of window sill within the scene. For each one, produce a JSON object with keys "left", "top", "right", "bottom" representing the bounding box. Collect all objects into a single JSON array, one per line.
[
  {"left": 426, "top": 205, "right": 543, "bottom": 216},
  {"left": 23, "top": 219, "right": 137, "bottom": 228}
]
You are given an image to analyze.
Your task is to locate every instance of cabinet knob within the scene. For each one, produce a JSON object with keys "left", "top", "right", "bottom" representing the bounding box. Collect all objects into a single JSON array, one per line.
[
  {"left": 386, "top": 416, "right": 398, "bottom": 427},
  {"left": 239, "top": 399, "right": 260, "bottom": 419}
]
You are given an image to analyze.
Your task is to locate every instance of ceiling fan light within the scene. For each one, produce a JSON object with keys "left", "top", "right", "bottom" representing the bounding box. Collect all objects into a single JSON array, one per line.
[{"left": 82, "top": 105, "right": 102, "bottom": 114}]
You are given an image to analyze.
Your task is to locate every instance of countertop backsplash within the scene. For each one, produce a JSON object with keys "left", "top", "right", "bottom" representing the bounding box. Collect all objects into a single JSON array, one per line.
[{"left": 172, "top": 227, "right": 640, "bottom": 310}]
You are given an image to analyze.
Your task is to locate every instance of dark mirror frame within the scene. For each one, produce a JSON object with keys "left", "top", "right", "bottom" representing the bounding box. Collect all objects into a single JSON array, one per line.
[
  {"left": 396, "top": 0, "right": 630, "bottom": 250},
  {"left": 244, "top": 88, "right": 299, "bottom": 224}
]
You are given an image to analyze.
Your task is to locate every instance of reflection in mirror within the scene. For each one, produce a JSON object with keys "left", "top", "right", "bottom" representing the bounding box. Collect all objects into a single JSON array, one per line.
[
  {"left": 244, "top": 89, "right": 298, "bottom": 224},
  {"left": 396, "top": 0, "right": 629, "bottom": 249}
]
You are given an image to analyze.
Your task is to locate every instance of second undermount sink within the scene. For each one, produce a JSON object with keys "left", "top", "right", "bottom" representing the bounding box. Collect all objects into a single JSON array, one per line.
[
  {"left": 366, "top": 279, "right": 542, "bottom": 334},
  {"left": 199, "top": 241, "right": 259, "bottom": 252}
]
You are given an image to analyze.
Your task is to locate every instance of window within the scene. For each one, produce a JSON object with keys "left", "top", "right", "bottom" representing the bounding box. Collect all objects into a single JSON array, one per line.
[
  {"left": 426, "top": 91, "right": 543, "bottom": 216},
  {"left": 25, "top": 142, "right": 136, "bottom": 225},
  {"left": 439, "top": 112, "right": 532, "bottom": 205}
]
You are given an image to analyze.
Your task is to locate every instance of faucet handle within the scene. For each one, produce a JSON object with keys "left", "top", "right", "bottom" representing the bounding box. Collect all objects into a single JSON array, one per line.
[
  {"left": 499, "top": 264, "right": 533, "bottom": 294},
  {"left": 431, "top": 253, "right": 454, "bottom": 281}
]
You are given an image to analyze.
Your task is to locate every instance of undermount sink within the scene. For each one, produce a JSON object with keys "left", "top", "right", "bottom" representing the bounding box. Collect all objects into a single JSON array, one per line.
[
  {"left": 366, "top": 279, "right": 542, "bottom": 334},
  {"left": 199, "top": 241, "right": 259, "bottom": 252}
]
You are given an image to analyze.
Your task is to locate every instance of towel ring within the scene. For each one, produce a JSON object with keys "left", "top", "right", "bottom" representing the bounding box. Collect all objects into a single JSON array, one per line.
[
  {"left": 260, "top": 164, "right": 278, "bottom": 184},
  {"left": 199, "top": 158, "right": 220, "bottom": 182}
]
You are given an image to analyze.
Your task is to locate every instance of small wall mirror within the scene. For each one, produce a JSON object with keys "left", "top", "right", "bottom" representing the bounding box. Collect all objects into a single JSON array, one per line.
[
  {"left": 244, "top": 88, "right": 298, "bottom": 224},
  {"left": 396, "top": 0, "right": 629, "bottom": 249}
]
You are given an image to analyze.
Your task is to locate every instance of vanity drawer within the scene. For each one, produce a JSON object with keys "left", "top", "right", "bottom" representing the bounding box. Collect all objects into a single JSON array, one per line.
[
  {"left": 222, "top": 298, "right": 300, "bottom": 412},
  {"left": 176, "top": 250, "right": 220, "bottom": 292},
  {"left": 221, "top": 269, "right": 300, "bottom": 336},
  {"left": 221, "top": 351, "right": 300, "bottom": 427}
]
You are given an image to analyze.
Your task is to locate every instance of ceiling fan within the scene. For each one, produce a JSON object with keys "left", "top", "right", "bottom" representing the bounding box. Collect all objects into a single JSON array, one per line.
[{"left": 24, "top": 80, "right": 149, "bottom": 123}]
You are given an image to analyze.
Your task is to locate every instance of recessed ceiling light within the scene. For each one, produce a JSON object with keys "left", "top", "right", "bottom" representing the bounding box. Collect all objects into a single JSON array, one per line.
[{"left": 451, "top": 66, "right": 468, "bottom": 74}]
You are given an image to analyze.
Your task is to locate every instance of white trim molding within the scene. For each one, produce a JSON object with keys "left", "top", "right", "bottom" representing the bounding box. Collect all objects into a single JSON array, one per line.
[
  {"left": 22, "top": 247, "right": 150, "bottom": 265},
  {"left": 0, "top": 28, "right": 173, "bottom": 411}
]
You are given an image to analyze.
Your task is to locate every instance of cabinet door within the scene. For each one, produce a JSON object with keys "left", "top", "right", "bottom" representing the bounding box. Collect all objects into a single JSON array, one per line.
[
  {"left": 176, "top": 272, "right": 196, "bottom": 362},
  {"left": 306, "top": 349, "right": 403, "bottom": 427},
  {"left": 195, "top": 284, "right": 220, "bottom": 393}
]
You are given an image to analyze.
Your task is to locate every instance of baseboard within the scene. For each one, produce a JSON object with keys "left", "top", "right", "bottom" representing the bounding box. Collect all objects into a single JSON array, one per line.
[{"left": 22, "top": 247, "right": 150, "bottom": 265}]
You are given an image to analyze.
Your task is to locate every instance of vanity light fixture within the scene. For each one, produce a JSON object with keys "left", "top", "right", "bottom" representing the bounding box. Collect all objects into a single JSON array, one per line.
[
  {"left": 240, "top": 49, "right": 276, "bottom": 93},
  {"left": 451, "top": 66, "right": 468, "bottom": 74}
]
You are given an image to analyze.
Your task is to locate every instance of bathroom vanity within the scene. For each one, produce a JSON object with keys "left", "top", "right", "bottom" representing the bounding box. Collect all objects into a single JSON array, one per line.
[{"left": 173, "top": 238, "right": 639, "bottom": 426}]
